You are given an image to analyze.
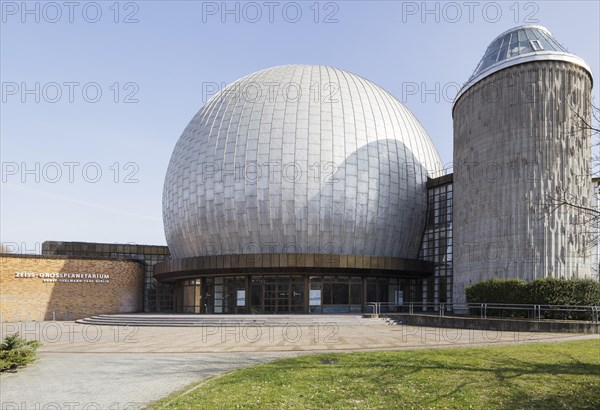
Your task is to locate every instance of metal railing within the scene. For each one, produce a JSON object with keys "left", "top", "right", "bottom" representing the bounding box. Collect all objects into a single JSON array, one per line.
[
  {"left": 366, "top": 302, "right": 599, "bottom": 323},
  {"left": 469, "top": 303, "right": 599, "bottom": 323},
  {"left": 366, "top": 302, "right": 450, "bottom": 317}
]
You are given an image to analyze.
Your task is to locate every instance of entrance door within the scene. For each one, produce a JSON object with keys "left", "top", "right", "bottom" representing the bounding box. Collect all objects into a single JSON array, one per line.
[
  {"left": 291, "top": 280, "right": 304, "bottom": 313},
  {"left": 264, "top": 277, "right": 290, "bottom": 313},
  {"left": 254, "top": 276, "right": 304, "bottom": 313}
]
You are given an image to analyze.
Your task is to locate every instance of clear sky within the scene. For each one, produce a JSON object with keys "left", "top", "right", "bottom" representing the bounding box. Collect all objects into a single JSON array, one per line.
[{"left": 1, "top": 0, "right": 599, "bottom": 251}]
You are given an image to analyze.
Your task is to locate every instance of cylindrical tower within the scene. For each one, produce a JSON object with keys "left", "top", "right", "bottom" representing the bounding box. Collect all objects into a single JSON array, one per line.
[{"left": 452, "top": 25, "right": 595, "bottom": 307}]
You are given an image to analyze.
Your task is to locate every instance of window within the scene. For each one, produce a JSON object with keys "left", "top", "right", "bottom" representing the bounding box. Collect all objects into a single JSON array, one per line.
[{"left": 530, "top": 40, "right": 543, "bottom": 51}]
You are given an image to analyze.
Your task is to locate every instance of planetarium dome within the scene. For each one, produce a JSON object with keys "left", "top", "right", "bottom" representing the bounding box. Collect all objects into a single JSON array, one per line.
[{"left": 163, "top": 65, "right": 442, "bottom": 259}]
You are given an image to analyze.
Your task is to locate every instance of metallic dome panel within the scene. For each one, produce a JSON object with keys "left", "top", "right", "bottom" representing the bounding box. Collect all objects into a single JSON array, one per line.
[{"left": 163, "top": 65, "right": 442, "bottom": 259}]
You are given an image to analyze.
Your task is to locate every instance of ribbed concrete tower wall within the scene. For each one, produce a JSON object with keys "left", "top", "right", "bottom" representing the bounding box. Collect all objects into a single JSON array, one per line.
[{"left": 452, "top": 61, "right": 594, "bottom": 306}]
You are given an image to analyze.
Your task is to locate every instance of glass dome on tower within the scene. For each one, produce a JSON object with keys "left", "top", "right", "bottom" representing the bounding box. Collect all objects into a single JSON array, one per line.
[{"left": 454, "top": 24, "right": 593, "bottom": 104}]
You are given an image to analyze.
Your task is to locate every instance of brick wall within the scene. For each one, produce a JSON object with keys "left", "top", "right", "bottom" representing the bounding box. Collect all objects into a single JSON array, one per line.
[{"left": 0, "top": 255, "right": 144, "bottom": 321}]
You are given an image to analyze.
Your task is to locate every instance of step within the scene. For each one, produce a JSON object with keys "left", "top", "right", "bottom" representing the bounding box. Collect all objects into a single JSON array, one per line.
[{"left": 75, "top": 313, "right": 384, "bottom": 327}]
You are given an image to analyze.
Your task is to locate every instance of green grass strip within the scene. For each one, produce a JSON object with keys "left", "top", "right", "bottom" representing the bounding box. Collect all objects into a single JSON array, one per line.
[{"left": 149, "top": 340, "right": 600, "bottom": 410}]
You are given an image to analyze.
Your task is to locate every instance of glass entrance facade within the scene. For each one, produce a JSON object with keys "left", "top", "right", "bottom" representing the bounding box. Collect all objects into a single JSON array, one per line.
[
  {"left": 171, "top": 274, "right": 427, "bottom": 314},
  {"left": 252, "top": 275, "right": 304, "bottom": 313},
  {"left": 309, "top": 276, "right": 362, "bottom": 313}
]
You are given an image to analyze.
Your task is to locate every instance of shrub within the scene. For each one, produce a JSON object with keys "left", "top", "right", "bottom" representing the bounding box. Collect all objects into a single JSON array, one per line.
[
  {"left": 529, "top": 278, "right": 600, "bottom": 306},
  {"left": 465, "top": 278, "right": 528, "bottom": 304},
  {"left": 465, "top": 277, "right": 600, "bottom": 320},
  {"left": 0, "top": 333, "right": 41, "bottom": 372},
  {"left": 1, "top": 332, "right": 40, "bottom": 351},
  {"left": 466, "top": 278, "right": 600, "bottom": 305},
  {"left": 465, "top": 278, "right": 600, "bottom": 320}
]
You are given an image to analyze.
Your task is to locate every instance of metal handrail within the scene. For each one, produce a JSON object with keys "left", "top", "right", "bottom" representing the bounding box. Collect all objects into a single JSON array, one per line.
[
  {"left": 366, "top": 302, "right": 451, "bottom": 317},
  {"left": 365, "top": 302, "right": 599, "bottom": 323},
  {"left": 466, "top": 303, "right": 599, "bottom": 322}
]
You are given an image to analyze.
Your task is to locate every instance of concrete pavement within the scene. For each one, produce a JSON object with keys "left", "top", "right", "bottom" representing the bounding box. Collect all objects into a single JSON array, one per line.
[{"left": 1, "top": 316, "right": 597, "bottom": 409}]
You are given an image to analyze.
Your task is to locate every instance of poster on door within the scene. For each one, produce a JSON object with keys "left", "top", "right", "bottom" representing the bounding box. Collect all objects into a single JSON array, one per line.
[
  {"left": 395, "top": 290, "right": 403, "bottom": 305},
  {"left": 237, "top": 290, "right": 245, "bottom": 306},
  {"left": 309, "top": 289, "right": 321, "bottom": 306}
]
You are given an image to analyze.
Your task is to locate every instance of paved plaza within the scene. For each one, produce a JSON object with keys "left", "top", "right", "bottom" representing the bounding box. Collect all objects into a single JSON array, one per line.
[{"left": 1, "top": 316, "right": 597, "bottom": 409}]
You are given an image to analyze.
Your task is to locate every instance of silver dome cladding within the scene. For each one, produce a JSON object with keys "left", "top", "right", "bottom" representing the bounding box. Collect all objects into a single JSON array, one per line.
[{"left": 162, "top": 65, "right": 443, "bottom": 259}]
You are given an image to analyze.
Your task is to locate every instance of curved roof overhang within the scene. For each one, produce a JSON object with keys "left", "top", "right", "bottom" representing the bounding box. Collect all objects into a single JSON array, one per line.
[{"left": 154, "top": 253, "right": 435, "bottom": 282}]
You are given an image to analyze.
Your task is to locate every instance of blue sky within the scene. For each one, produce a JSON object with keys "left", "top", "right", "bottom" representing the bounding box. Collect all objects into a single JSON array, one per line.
[{"left": 1, "top": 0, "right": 599, "bottom": 250}]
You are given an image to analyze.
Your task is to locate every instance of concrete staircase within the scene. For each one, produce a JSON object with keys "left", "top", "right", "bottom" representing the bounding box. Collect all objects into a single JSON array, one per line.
[{"left": 76, "top": 313, "right": 384, "bottom": 327}]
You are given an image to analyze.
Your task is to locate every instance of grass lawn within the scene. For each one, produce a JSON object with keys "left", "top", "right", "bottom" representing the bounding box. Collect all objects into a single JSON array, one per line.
[{"left": 150, "top": 340, "right": 600, "bottom": 409}]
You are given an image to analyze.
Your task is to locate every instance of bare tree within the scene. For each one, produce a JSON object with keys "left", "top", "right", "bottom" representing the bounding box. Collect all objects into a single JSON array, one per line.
[{"left": 543, "top": 100, "right": 600, "bottom": 252}]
